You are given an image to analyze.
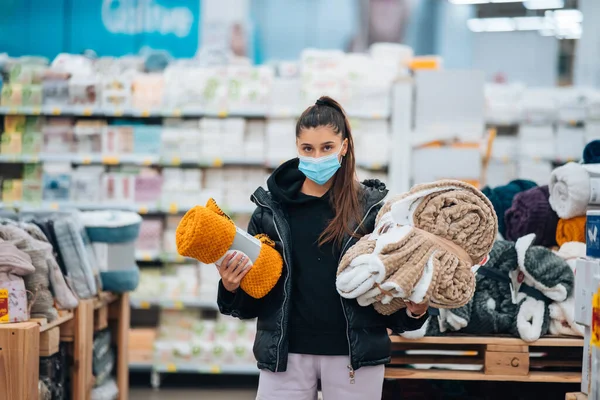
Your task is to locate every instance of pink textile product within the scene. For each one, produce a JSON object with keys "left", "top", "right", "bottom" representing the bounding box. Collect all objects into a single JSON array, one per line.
[
  {"left": 0, "top": 241, "right": 35, "bottom": 323},
  {"left": 137, "top": 218, "right": 164, "bottom": 251},
  {"left": 42, "top": 118, "right": 75, "bottom": 153},
  {"left": 134, "top": 175, "right": 163, "bottom": 204}
]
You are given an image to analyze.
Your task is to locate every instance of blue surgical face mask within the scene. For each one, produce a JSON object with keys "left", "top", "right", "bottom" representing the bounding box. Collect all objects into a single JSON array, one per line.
[{"left": 298, "top": 148, "right": 343, "bottom": 186}]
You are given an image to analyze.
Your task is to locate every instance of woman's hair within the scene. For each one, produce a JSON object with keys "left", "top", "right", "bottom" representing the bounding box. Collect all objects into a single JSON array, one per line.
[{"left": 296, "top": 96, "right": 361, "bottom": 247}]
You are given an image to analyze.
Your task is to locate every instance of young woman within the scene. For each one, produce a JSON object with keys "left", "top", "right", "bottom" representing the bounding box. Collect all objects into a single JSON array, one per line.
[{"left": 217, "top": 96, "right": 429, "bottom": 399}]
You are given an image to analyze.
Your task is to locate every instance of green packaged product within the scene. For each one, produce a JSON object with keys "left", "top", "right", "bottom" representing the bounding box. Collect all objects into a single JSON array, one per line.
[
  {"left": 22, "top": 131, "right": 43, "bottom": 154},
  {"left": 22, "top": 85, "right": 43, "bottom": 106}
]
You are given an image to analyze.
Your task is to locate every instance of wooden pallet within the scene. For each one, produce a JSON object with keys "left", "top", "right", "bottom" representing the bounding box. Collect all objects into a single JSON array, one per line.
[
  {"left": 386, "top": 335, "right": 584, "bottom": 383},
  {"left": 566, "top": 393, "right": 588, "bottom": 400}
]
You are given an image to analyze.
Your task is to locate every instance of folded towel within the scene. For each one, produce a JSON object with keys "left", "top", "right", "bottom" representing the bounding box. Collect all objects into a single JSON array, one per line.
[
  {"left": 176, "top": 198, "right": 283, "bottom": 299},
  {"left": 338, "top": 180, "right": 496, "bottom": 315},
  {"left": 504, "top": 185, "right": 559, "bottom": 246},
  {"left": 583, "top": 139, "right": 600, "bottom": 164},
  {"left": 549, "top": 162, "right": 600, "bottom": 219},
  {"left": 556, "top": 216, "right": 586, "bottom": 246},
  {"left": 482, "top": 179, "right": 537, "bottom": 237}
]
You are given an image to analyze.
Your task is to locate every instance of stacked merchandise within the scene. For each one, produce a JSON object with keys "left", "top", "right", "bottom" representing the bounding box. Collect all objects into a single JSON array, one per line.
[
  {"left": 92, "top": 329, "right": 119, "bottom": 400},
  {"left": 394, "top": 141, "right": 600, "bottom": 351},
  {"left": 39, "top": 344, "right": 69, "bottom": 400},
  {"left": 485, "top": 85, "right": 600, "bottom": 187},
  {"left": 153, "top": 311, "right": 256, "bottom": 370}
]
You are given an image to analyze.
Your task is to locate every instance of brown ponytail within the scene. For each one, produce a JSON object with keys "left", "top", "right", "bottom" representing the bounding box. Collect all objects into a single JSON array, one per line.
[{"left": 296, "top": 96, "right": 362, "bottom": 247}]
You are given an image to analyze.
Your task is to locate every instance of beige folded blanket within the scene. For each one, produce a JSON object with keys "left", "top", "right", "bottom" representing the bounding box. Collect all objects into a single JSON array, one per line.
[{"left": 337, "top": 180, "right": 497, "bottom": 315}]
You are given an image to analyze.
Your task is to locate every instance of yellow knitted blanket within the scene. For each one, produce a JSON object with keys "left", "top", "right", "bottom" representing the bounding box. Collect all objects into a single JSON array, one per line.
[{"left": 176, "top": 199, "right": 282, "bottom": 299}]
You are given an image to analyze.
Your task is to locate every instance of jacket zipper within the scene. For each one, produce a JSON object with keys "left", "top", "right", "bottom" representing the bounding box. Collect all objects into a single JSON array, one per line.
[
  {"left": 251, "top": 194, "right": 290, "bottom": 373},
  {"left": 338, "top": 196, "right": 386, "bottom": 383}
]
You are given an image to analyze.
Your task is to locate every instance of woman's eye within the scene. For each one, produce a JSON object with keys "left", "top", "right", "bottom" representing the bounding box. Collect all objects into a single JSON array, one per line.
[
  {"left": 302, "top": 147, "right": 312, "bottom": 153},
  {"left": 323, "top": 146, "right": 333, "bottom": 152}
]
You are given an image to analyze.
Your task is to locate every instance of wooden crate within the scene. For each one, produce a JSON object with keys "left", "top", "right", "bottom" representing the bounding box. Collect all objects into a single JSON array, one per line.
[
  {"left": 386, "top": 335, "right": 583, "bottom": 383},
  {"left": 0, "top": 322, "right": 39, "bottom": 400}
]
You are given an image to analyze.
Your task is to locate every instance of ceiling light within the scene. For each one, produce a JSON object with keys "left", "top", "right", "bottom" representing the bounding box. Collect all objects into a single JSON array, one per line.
[
  {"left": 485, "top": 18, "right": 517, "bottom": 31},
  {"left": 514, "top": 16, "right": 547, "bottom": 30},
  {"left": 449, "top": 0, "right": 489, "bottom": 4},
  {"left": 467, "top": 19, "right": 487, "bottom": 32},
  {"left": 524, "top": 0, "right": 564, "bottom": 9}
]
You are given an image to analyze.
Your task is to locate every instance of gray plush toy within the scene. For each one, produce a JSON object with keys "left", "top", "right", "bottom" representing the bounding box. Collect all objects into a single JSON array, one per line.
[{"left": 403, "top": 234, "right": 574, "bottom": 342}]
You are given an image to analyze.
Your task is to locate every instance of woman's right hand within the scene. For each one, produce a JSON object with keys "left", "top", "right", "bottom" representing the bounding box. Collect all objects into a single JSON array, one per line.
[{"left": 216, "top": 251, "right": 253, "bottom": 293}]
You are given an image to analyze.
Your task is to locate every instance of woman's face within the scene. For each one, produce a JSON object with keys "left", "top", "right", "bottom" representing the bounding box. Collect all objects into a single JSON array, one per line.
[{"left": 297, "top": 126, "right": 347, "bottom": 159}]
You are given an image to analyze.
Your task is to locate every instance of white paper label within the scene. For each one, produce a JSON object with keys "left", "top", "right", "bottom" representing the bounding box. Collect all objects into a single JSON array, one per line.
[{"left": 590, "top": 178, "right": 600, "bottom": 204}]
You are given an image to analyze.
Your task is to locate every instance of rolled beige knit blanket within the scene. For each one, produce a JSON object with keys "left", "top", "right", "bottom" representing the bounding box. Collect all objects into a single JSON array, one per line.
[
  {"left": 378, "top": 180, "right": 497, "bottom": 265},
  {"left": 337, "top": 179, "right": 496, "bottom": 315}
]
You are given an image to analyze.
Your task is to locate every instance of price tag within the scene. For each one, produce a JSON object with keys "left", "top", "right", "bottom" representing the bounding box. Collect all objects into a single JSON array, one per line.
[
  {"left": 81, "top": 157, "right": 92, "bottom": 165},
  {"left": 7, "top": 107, "right": 17, "bottom": 115},
  {"left": 49, "top": 202, "right": 59, "bottom": 210},
  {"left": 210, "top": 366, "right": 221, "bottom": 374},
  {"left": 371, "top": 163, "right": 382, "bottom": 170},
  {"left": 175, "top": 254, "right": 184, "bottom": 262},
  {"left": 173, "top": 301, "right": 184, "bottom": 309},
  {"left": 51, "top": 108, "right": 61, "bottom": 115},
  {"left": 141, "top": 253, "right": 152, "bottom": 262},
  {"left": 31, "top": 107, "right": 41, "bottom": 115},
  {"left": 139, "top": 301, "right": 150, "bottom": 309},
  {"left": 166, "top": 364, "right": 177, "bottom": 373},
  {"left": 138, "top": 205, "right": 149, "bottom": 214},
  {"left": 372, "top": 113, "right": 383, "bottom": 119},
  {"left": 168, "top": 203, "right": 179, "bottom": 214},
  {"left": 172, "top": 109, "right": 182, "bottom": 117},
  {"left": 113, "top": 109, "right": 124, "bottom": 117},
  {"left": 141, "top": 110, "right": 150, "bottom": 117},
  {"left": 102, "top": 156, "right": 120, "bottom": 165},
  {"left": 142, "top": 157, "right": 153, "bottom": 166},
  {"left": 30, "top": 155, "right": 39, "bottom": 163},
  {"left": 82, "top": 108, "right": 93, "bottom": 116},
  {"left": 212, "top": 158, "right": 224, "bottom": 167},
  {"left": 217, "top": 110, "right": 228, "bottom": 118},
  {"left": 171, "top": 157, "right": 181, "bottom": 166}
]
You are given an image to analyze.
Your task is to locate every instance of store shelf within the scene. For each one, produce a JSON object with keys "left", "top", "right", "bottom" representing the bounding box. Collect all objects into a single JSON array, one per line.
[
  {"left": 153, "top": 363, "right": 258, "bottom": 375},
  {"left": 0, "top": 105, "right": 268, "bottom": 119},
  {"left": 128, "top": 361, "right": 257, "bottom": 375},
  {"left": 0, "top": 106, "right": 389, "bottom": 120},
  {"left": 130, "top": 297, "right": 218, "bottom": 310},
  {"left": 7, "top": 201, "right": 255, "bottom": 215},
  {"left": 135, "top": 251, "right": 193, "bottom": 263},
  {"left": 0, "top": 153, "right": 268, "bottom": 168}
]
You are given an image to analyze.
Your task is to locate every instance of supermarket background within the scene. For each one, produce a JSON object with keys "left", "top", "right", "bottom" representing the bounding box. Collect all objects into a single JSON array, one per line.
[{"left": 1, "top": 0, "right": 600, "bottom": 399}]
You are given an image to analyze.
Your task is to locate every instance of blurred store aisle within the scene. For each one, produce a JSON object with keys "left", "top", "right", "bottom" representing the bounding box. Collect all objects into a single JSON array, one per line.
[{"left": 130, "top": 388, "right": 256, "bottom": 400}]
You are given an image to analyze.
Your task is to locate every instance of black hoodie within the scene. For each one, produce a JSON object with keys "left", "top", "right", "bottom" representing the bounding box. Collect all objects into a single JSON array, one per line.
[{"left": 267, "top": 159, "right": 348, "bottom": 356}]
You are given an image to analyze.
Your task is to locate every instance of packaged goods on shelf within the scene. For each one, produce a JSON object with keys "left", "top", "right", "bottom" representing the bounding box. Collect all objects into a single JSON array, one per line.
[
  {"left": 266, "top": 119, "right": 296, "bottom": 164},
  {"left": 131, "top": 73, "right": 164, "bottom": 110},
  {"left": 556, "top": 125, "right": 586, "bottom": 161},
  {"left": 485, "top": 161, "right": 518, "bottom": 188},
  {"left": 42, "top": 163, "right": 72, "bottom": 201},
  {"left": 516, "top": 159, "right": 553, "bottom": 186},
  {"left": 43, "top": 117, "right": 75, "bottom": 153},
  {"left": 74, "top": 120, "right": 105, "bottom": 154},
  {"left": 412, "top": 144, "right": 481, "bottom": 186},
  {"left": 369, "top": 42, "right": 413, "bottom": 78},
  {"left": 352, "top": 119, "right": 391, "bottom": 166},
  {"left": 574, "top": 258, "right": 600, "bottom": 326},
  {"left": 137, "top": 218, "right": 163, "bottom": 253},
  {"left": 521, "top": 88, "right": 558, "bottom": 124},
  {"left": 518, "top": 124, "right": 555, "bottom": 160},
  {"left": 101, "top": 76, "right": 132, "bottom": 109},
  {"left": 269, "top": 78, "right": 301, "bottom": 116},
  {"left": 413, "top": 70, "right": 485, "bottom": 145},
  {"left": 484, "top": 83, "right": 524, "bottom": 126},
  {"left": 587, "top": 122, "right": 600, "bottom": 143},
  {"left": 490, "top": 135, "right": 518, "bottom": 161},
  {"left": 556, "top": 87, "right": 591, "bottom": 124}
]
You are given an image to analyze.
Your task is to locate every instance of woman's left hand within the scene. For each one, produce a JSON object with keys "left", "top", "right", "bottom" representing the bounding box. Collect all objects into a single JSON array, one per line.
[{"left": 405, "top": 300, "right": 428, "bottom": 318}]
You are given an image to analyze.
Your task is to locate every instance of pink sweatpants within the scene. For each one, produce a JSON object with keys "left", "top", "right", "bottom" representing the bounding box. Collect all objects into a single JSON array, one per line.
[{"left": 256, "top": 353, "right": 385, "bottom": 400}]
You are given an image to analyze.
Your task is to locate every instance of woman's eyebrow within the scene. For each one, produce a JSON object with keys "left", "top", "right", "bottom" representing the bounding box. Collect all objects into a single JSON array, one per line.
[{"left": 320, "top": 141, "right": 335, "bottom": 145}]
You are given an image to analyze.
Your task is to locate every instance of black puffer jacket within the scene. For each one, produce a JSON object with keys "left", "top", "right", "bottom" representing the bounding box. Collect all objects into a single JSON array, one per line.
[{"left": 218, "top": 159, "right": 428, "bottom": 373}]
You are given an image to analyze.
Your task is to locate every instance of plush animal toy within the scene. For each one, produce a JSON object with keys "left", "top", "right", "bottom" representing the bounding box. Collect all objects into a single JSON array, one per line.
[{"left": 176, "top": 198, "right": 282, "bottom": 299}]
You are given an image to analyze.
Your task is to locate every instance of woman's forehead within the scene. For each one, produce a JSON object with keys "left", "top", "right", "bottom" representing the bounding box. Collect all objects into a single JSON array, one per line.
[{"left": 297, "top": 126, "right": 342, "bottom": 144}]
